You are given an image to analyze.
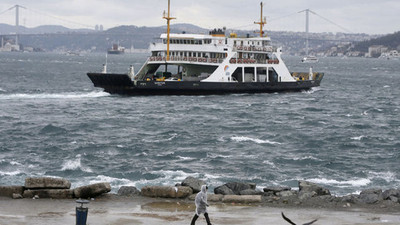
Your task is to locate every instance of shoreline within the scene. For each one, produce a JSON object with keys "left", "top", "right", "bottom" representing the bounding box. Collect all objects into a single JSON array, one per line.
[{"left": 1, "top": 195, "right": 400, "bottom": 225}]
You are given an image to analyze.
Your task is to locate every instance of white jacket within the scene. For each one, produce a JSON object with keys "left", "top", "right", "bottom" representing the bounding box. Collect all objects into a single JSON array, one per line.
[{"left": 195, "top": 185, "right": 209, "bottom": 215}]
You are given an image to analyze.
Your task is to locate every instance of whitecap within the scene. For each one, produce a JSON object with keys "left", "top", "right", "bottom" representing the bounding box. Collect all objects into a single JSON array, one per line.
[
  {"left": 10, "top": 161, "right": 22, "bottom": 166},
  {"left": 60, "top": 155, "right": 92, "bottom": 173},
  {"left": 307, "top": 178, "right": 371, "bottom": 187},
  {"left": 262, "top": 160, "right": 277, "bottom": 168},
  {"left": 72, "top": 175, "right": 137, "bottom": 191},
  {"left": 350, "top": 135, "right": 364, "bottom": 141},
  {"left": 292, "top": 156, "right": 321, "bottom": 161},
  {"left": 302, "top": 87, "right": 320, "bottom": 94},
  {"left": 177, "top": 156, "right": 194, "bottom": 160},
  {"left": 0, "top": 91, "right": 110, "bottom": 100},
  {"left": 0, "top": 87, "right": 6, "bottom": 92},
  {"left": 368, "top": 171, "right": 397, "bottom": 182},
  {"left": 0, "top": 170, "right": 23, "bottom": 176},
  {"left": 383, "top": 85, "right": 390, "bottom": 88},
  {"left": 231, "top": 136, "right": 281, "bottom": 145},
  {"left": 143, "top": 133, "right": 178, "bottom": 143}
]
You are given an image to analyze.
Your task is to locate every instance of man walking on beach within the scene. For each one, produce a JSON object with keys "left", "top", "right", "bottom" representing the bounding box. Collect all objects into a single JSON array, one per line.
[{"left": 191, "top": 185, "right": 212, "bottom": 225}]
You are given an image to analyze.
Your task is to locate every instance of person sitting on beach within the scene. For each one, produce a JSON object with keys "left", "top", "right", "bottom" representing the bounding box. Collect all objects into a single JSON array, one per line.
[{"left": 191, "top": 185, "right": 212, "bottom": 225}]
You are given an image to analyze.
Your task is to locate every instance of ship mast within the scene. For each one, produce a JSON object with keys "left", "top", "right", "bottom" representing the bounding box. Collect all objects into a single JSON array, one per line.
[
  {"left": 163, "top": 0, "right": 176, "bottom": 61},
  {"left": 254, "top": 2, "right": 267, "bottom": 37}
]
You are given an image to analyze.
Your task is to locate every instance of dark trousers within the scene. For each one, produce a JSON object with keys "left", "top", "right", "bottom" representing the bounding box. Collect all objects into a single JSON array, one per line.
[{"left": 191, "top": 212, "right": 212, "bottom": 225}]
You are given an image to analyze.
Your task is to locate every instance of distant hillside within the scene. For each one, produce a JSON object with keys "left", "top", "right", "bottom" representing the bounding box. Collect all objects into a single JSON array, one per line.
[
  {"left": 0, "top": 23, "right": 93, "bottom": 34},
  {"left": 353, "top": 31, "right": 400, "bottom": 52},
  {"left": 1, "top": 23, "right": 376, "bottom": 54}
]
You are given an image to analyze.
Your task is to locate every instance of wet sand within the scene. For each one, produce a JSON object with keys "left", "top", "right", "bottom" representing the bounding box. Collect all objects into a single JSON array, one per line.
[{"left": 1, "top": 196, "right": 399, "bottom": 225}]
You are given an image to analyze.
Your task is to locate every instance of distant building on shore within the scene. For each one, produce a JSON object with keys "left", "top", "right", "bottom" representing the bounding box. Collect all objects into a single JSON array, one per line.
[
  {"left": 0, "top": 37, "right": 20, "bottom": 52},
  {"left": 368, "top": 45, "right": 388, "bottom": 58}
]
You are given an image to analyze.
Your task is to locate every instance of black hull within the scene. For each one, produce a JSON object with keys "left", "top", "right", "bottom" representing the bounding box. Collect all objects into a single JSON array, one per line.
[{"left": 87, "top": 73, "right": 323, "bottom": 95}]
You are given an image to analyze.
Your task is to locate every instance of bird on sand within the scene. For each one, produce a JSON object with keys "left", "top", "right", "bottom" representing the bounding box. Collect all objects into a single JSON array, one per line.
[{"left": 281, "top": 212, "right": 318, "bottom": 225}]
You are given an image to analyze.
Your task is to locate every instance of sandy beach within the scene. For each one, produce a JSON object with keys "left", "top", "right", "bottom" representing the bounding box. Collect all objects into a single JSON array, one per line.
[{"left": 1, "top": 195, "right": 399, "bottom": 225}]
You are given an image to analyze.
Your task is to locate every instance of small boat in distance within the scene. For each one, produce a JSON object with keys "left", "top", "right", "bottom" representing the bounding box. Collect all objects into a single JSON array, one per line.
[
  {"left": 87, "top": 1, "right": 324, "bottom": 95},
  {"left": 302, "top": 55, "right": 319, "bottom": 63},
  {"left": 107, "top": 43, "right": 125, "bottom": 54}
]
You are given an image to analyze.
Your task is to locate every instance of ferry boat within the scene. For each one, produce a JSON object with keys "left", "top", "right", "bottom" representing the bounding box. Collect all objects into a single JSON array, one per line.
[{"left": 87, "top": 1, "right": 324, "bottom": 95}]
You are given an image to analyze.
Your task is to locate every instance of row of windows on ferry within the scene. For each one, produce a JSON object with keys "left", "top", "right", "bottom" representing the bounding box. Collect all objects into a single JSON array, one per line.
[
  {"left": 162, "top": 39, "right": 270, "bottom": 46},
  {"left": 152, "top": 51, "right": 227, "bottom": 58},
  {"left": 152, "top": 51, "right": 274, "bottom": 60}
]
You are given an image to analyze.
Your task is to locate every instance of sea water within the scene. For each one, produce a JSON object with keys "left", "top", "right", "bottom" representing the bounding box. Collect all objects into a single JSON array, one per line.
[{"left": 0, "top": 52, "right": 399, "bottom": 196}]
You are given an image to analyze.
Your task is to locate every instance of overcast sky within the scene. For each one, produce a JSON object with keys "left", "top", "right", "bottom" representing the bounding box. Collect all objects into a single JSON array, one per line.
[{"left": 0, "top": 0, "right": 399, "bottom": 34}]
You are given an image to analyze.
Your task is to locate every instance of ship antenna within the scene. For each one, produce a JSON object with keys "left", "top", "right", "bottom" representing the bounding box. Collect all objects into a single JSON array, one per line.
[
  {"left": 163, "top": 0, "right": 176, "bottom": 61},
  {"left": 254, "top": 2, "right": 267, "bottom": 37}
]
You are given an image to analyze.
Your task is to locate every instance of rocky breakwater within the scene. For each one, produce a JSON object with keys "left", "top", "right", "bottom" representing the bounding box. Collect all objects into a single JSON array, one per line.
[
  {"left": 262, "top": 181, "right": 400, "bottom": 209},
  {"left": 0, "top": 177, "right": 111, "bottom": 199},
  {"left": 133, "top": 177, "right": 400, "bottom": 209}
]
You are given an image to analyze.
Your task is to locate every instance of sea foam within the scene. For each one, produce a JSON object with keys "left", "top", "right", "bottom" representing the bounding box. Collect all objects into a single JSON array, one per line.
[
  {"left": 231, "top": 136, "right": 281, "bottom": 145},
  {"left": 307, "top": 178, "right": 371, "bottom": 187},
  {"left": 61, "top": 155, "right": 92, "bottom": 173},
  {"left": 0, "top": 91, "right": 109, "bottom": 100}
]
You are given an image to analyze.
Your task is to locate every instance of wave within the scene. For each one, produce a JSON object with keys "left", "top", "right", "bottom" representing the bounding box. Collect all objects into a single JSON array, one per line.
[
  {"left": 143, "top": 133, "right": 178, "bottom": 143},
  {"left": 368, "top": 171, "right": 397, "bottom": 183},
  {"left": 0, "top": 91, "right": 110, "bottom": 100},
  {"left": 302, "top": 86, "right": 321, "bottom": 94},
  {"left": 61, "top": 154, "right": 92, "bottom": 173},
  {"left": 0, "top": 170, "right": 23, "bottom": 176},
  {"left": 350, "top": 135, "right": 365, "bottom": 141},
  {"left": 231, "top": 136, "right": 281, "bottom": 145},
  {"left": 0, "top": 87, "right": 5, "bottom": 92},
  {"left": 306, "top": 178, "right": 371, "bottom": 187},
  {"left": 292, "top": 156, "right": 321, "bottom": 161}
]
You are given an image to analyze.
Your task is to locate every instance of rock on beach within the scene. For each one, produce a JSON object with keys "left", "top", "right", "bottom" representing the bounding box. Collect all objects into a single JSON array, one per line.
[
  {"left": 73, "top": 182, "right": 111, "bottom": 198},
  {"left": 0, "top": 186, "right": 24, "bottom": 198},
  {"left": 141, "top": 186, "right": 193, "bottom": 198},
  {"left": 25, "top": 177, "right": 71, "bottom": 189}
]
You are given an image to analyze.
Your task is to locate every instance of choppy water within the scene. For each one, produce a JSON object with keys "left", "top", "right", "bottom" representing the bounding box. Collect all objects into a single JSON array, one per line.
[{"left": 0, "top": 52, "right": 399, "bottom": 196}]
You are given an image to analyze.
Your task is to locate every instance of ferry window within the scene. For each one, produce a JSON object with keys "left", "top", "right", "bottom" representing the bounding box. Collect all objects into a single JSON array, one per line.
[
  {"left": 199, "top": 40, "right": 203, "bottom": 44},
  {"left": 163, "top": 39, "right": 167, "bottom": 44},
  {"left": 234, "top": 40, "right": 237, "bottom": 46}
]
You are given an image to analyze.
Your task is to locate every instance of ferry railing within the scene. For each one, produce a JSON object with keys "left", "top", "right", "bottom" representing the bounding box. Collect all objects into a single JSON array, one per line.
[
  {"left": 148, "top": 56, "right": 225, "bottom": 64},
  {"left": 148, "top": 56, "right": 278, "bottom": 65}
]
